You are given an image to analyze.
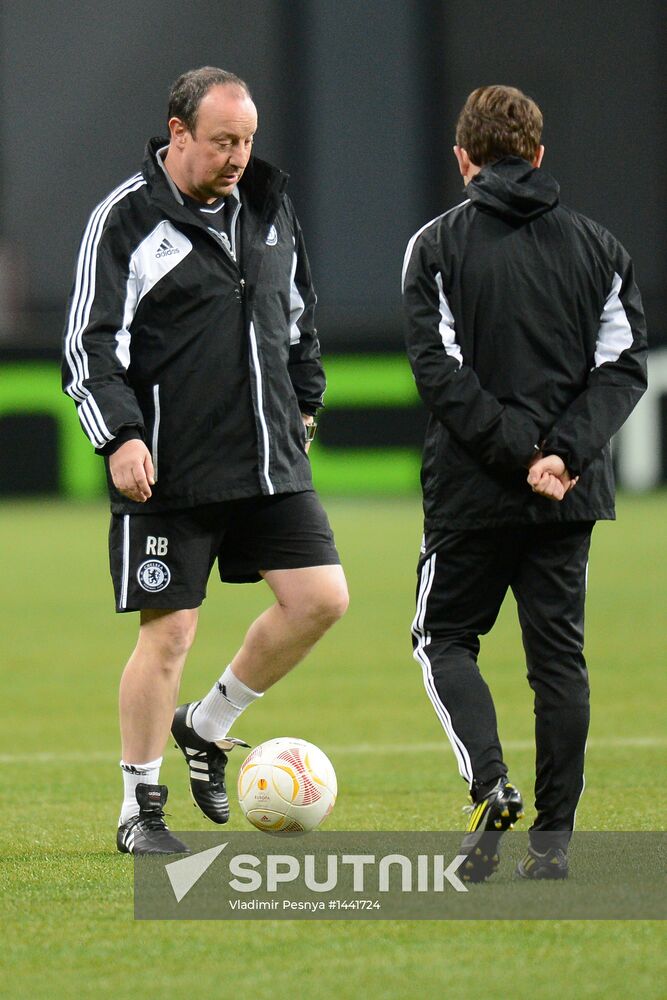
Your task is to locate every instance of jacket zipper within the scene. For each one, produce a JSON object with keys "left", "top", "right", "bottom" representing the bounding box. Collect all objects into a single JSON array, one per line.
[
  {"left": 248, "top": 322, "right": 274, "bottom": 495},
  {"left": 152, "top": 384, "right": 161, "bottom": 482},
  {"left": 229, "top": 198, "right": 242, "bottom": 261}
]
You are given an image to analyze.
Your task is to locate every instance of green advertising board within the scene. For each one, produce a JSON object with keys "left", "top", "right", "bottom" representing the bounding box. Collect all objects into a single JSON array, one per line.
[{"left": 0, "top": 358, "right": 422, "bottom": 498}]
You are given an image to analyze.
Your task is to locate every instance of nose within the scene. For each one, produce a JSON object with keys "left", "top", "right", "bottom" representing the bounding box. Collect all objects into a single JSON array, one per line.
[{"left": 229, "top": 140, "right": 252, "bottom": 168}]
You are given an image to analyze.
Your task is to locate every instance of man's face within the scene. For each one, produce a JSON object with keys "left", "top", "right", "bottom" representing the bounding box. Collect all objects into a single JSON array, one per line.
[{"left": 170, "top": 85, "right": 258, "bottom": 202}]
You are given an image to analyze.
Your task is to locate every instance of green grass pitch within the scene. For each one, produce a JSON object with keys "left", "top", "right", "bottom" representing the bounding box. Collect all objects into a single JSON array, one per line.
[{"left": 1, "top": 494, "right": 665, "bottom": 998}]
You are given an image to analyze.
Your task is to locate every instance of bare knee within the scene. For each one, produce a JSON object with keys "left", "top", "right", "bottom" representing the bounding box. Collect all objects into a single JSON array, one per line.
[
  {"left": 137, "top": 609, "right": 199, "bottom": 663},
  {"left": 324, "top": 579, "right": 350, "bottom": 623},
  {"left": 295, "top": 579, "right": 349, "bottom": 633}
]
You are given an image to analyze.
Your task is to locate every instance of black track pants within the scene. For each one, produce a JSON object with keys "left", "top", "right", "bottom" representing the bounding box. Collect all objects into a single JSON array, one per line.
[{"left": 412, "top": 521, "right": 594, "bottom": 839}]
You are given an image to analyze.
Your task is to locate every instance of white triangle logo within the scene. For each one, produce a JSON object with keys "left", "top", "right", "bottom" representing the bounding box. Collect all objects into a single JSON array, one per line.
[{"left": 165, "top": 842, "right": 228, "bottom": 902}]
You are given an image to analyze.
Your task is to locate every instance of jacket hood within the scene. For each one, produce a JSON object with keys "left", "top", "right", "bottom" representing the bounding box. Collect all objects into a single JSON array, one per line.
[{"left": 468, "top": 156, "right": 559, "bottom": 223}]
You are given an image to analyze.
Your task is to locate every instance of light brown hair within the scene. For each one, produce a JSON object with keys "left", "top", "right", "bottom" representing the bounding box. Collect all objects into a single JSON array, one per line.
[{"left": 455, "top": 86, "right": 543, "bottom": 166}]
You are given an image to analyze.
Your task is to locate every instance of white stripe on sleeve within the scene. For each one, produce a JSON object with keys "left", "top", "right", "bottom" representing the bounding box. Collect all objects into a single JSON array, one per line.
[
  {"left": 288, "top": 237, "right": 305, "bottom": 345},
  {"left": 63, "top": 174, "right": 146, "bottom": 447},
  {"left": 64, "top": 173, "right": 145, "bottom": 400},
  {"left": 434, "top": 273, "right": 463, "bottom": 367},
  {"left": 594, "top": 271, "right": 633, "bottom": 368},
  {"left": 401, "top": 200, "right": 470, "bottom": 292},
  {"left": 77, "top": 398, "right": 106, "bottom": 448}
]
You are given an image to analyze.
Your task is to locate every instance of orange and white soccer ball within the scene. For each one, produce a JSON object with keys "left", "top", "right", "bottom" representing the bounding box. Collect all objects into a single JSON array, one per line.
[{"left": 237, "top": 737, "right": 337, "bottom": 833}]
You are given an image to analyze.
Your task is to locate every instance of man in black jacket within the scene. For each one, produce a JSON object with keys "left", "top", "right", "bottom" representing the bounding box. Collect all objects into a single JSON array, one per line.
[
  {"left": 63, "top": 67, "right": 348, "bottom": 854},
  {"left": 402, "top": 85, "right": 647, "bottom": 881}
]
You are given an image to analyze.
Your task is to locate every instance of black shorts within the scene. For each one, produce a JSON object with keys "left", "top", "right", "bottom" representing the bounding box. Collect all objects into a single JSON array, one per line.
[{"left": 109, "top": 490, "right": 340, "bottom": 613}]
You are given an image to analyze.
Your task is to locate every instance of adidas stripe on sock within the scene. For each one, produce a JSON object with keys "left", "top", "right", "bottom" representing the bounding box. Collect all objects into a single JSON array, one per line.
[{"left": 192, "top": 665, "right": 262, "bottom": 742}]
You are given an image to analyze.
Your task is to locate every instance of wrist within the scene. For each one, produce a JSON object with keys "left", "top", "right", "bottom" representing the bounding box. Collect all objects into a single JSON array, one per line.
[
  {"left": 97, "top": 427, "right": 144, "bottom": 457},
  {"left": 302, "top": 418, "right": 318, "bottom": 444}
]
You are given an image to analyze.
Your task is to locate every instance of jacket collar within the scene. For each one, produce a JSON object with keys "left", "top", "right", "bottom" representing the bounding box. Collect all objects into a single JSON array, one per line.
[{"left": 142, "top": 136, "right": 288, "bottom": 231}]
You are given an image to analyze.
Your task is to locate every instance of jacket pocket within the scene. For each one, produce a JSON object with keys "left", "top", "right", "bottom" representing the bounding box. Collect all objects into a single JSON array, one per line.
[{"left": 151, "top": 384, "right": 161, "bottom": 482}]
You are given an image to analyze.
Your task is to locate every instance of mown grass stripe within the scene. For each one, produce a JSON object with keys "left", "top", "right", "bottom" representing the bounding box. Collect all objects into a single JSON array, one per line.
[{"left": 1, "top": 736, "right": 664, "bottom": 765}]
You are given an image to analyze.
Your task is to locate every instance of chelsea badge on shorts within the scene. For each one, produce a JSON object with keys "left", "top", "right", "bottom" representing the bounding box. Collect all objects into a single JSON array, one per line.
[{"left": 137, "top": 559, "right": 171, "bottom": 592}]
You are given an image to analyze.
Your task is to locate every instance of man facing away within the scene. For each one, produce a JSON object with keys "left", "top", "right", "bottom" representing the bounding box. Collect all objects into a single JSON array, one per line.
[
  {"left": 62, "top": 67, "right": 348, "bottom": 855},
  {"left": 402, "top": 86, "right": 647, "bottom": 881}
]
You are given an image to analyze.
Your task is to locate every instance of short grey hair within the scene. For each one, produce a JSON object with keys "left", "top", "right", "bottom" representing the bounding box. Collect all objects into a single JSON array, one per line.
[{"left": 167, "top": 67, "right": 251, "bottom": 133}]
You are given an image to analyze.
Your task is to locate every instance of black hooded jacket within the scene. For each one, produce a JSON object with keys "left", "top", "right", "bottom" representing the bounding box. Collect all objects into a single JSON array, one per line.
[
  {"left": 402, "top": 157, "right": 647, "bottom": 529},
  {"left": 63, "top": 139, "right": 324, "bottom": 513}
]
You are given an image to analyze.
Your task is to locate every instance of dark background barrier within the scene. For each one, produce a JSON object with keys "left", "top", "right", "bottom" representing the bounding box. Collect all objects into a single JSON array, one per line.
[
  {"left": 0, "top": 0, "right": 665, "bottom": 492},
  {"left": 1, "top": 0, "right": 665, "bottom": 349}
]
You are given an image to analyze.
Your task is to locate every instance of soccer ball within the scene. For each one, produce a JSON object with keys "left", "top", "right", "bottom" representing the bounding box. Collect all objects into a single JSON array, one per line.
[{"left": 237, "top": 737, "right": 337, "bottom": 833}]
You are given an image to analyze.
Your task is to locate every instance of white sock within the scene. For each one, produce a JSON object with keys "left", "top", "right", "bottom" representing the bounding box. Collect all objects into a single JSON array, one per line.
[
  {"left": 118, "top": 756, "right": 162, "bottom": 825},
  {"left": 192, "top": 665, "right": 262, "bottom": 742}
]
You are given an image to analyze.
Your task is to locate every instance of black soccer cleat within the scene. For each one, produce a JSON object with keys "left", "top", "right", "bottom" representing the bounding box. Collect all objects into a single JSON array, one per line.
[
  {"left": 116, "top": 784, "right": 190, "bottom": 855},
  {"left": 515, "top": 845, "right": 569, "bottom": 880},
  {"left": 171, "top": 702, "right": 250, "bottom": 824},
  {"left": 459, "top": 778, "right": 525, "bottom": 883}
]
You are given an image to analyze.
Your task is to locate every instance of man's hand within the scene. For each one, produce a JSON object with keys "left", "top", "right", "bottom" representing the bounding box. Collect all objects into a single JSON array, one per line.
[
  {"left": 527, "top": 454, "right": 578, "bottom": 502},
  {"left": 109, "top": 440, "right": 155, "bottom": 502}
]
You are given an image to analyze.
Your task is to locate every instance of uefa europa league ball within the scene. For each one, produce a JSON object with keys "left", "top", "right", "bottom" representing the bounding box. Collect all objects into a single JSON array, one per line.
[{"left": 237, "top": 737, "right": 337, "bottom": 833}]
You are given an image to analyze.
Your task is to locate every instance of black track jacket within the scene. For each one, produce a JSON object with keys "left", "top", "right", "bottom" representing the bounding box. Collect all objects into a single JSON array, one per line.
[
  {"left": 402, "top": 157, "right": 648, "bottom": 530},
  {"left": 63, "top": 139, "right": 324, "bottom": 513}
]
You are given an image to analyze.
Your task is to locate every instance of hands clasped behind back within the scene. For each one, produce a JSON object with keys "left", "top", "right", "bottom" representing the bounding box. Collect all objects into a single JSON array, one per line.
[{"left": 527, "top": 453, "right": 579, "bottom": 502}]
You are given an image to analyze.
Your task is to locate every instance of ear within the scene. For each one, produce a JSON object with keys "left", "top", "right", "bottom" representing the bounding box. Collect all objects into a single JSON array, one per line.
[
  {"left": 453, "top": 145, "right": 470, "bottom": 178},
  {"left": 168, "top": 116, "right": 189, "bottom": 147},
  {"left": 532, "top": 145, "right": 545, "bottom": 168}
]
